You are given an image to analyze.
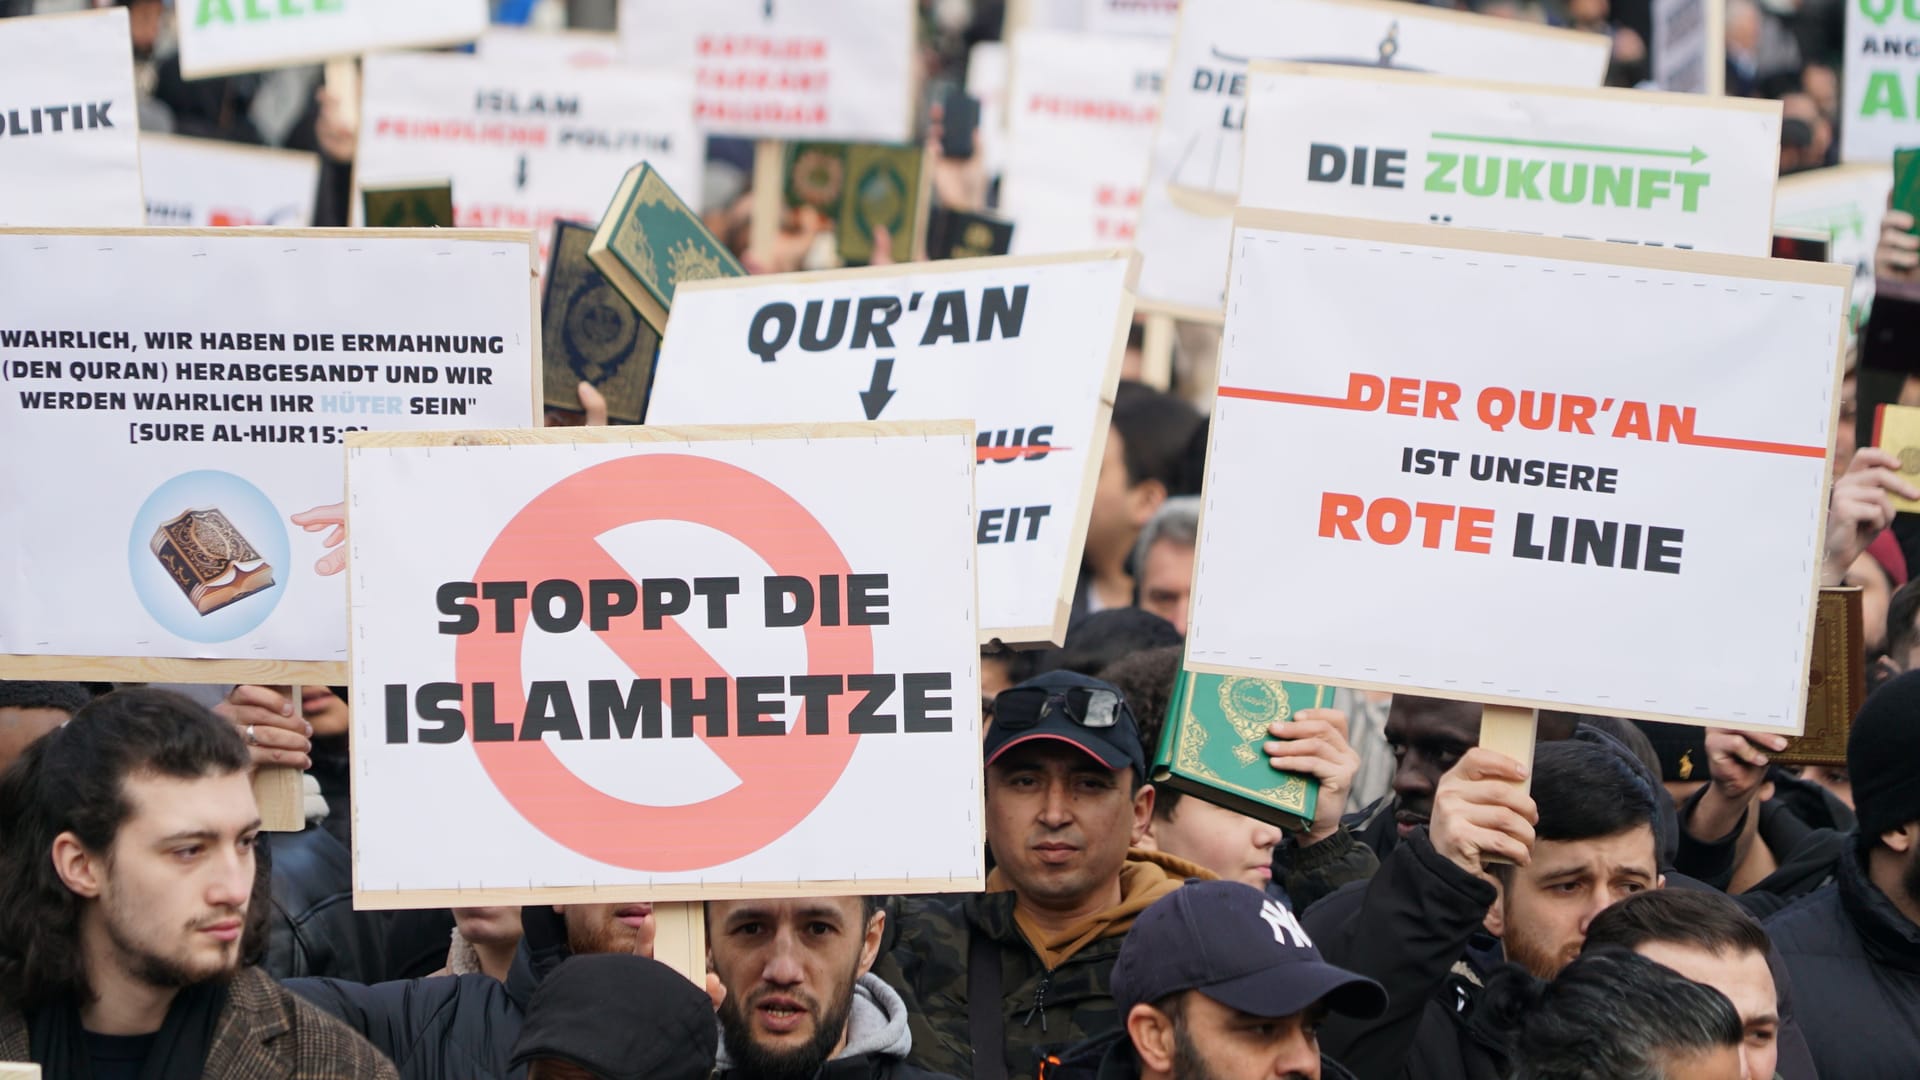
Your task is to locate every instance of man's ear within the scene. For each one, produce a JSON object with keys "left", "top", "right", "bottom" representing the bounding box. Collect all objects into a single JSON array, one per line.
[
  {"left": 1882, "top": 823, "right": 1920, "bottom": 854},
  {"left": 1128, "top": 479, "right": 1169, "bottom": 529},
  {"left": 858, "top": 909, "right": 886, "bottom": 977},
  {"left": 1132, "top": 781, "right": 1156, "bottom": 846},
  {"left": 1481, "top": 876, "right": 1507, "bottom": 939},
  {"left": 51, "top": 831, "right": 103, "bottom": 899},
  {"left": 1126, "top": 1002, "right": 1178, "bottom": 1073}
]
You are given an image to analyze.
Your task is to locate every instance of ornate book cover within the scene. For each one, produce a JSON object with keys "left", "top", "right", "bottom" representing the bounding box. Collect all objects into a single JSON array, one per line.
[
  {"left": 149, "top": 508, "right": 275, "bottom": 616},
  {"left": 928, "top": 208, "right": 1014, "bottom": 261},
  {"left": 361, "top": 182, "right": 455, "bottom": 229},
  {"left": 836, "top": 142, "right": 926, "bottom": 265},
  {"left": 542, "top": 220, "right": 655, "bottom": 424},
  {"left": 1152, "top": 671, "right": 1326, "bottom": 832},
  {"left": 589, "top": 162, "right": 743, "bottom": 334},
  {"left": 1777, "top": 586, "right": 1862, "bottom": 767}
]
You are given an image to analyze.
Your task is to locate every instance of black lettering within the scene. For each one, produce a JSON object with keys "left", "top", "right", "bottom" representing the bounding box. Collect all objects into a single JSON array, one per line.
[
  {"left": 848, "top": 573, "right": 889, "bottom": 625},
  {"left": 851, "top": 295, "right": 902, "bottom": 349},
  {"left": 695, "top": 576, "right": 739, "bottom": 628},
  {"left": 792, "top": 675, "right": 842, "bottom": 734},
  {"left": 590, "top": 579, "right": 638, "bottom": 631},
  {"left": 437, "top": 582, "right": 479, "bottom": 634},
  {"left": 1647, "top": 527, "right": 1684, "bottom": 573},
  {"left": 416, "top": 682, "right": 466, "bottom": 744},
  {"left": 1307, "top": 143, "right": 1347, "bottom": 183},
  {"left": 848, "top": 674, "right": 897, "bottom": 733},
  {"left": 736, "top": 676, "right": 788, "bottom": 735},
  {"left": 530, "top": 579, "right": 584, "bottom": 632},
  {"left": 903, "top": 672, "right": 954, "bottom": 733},
  {"left": 643, "top": 578, "right": 691, "bottom": 629},
  {"left": 765, "top": 575, "right": 814, "bottom": 627},
  {"left": 385, "top": 684, "right": 409, "bottom": 743},
  {"left": 470, "top": 683, "right": 512, "bottom": 742},
  {"left": 588, "top": 678, "right": 663, "bottom": 739},
  {"left": 671, "top": 676, "right": 730, "bottom": 738},
  {"left": 520, "top": 682, "right": 584, "bottom": 740},
  {"left": 480, "top": 581, "right": 526, "bottom": 633}
]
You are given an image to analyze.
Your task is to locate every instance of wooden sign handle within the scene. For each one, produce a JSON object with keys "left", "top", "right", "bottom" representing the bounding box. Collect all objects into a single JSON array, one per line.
[
  {"left": 1140, "top": 313, "right": 1176, "bottom": 392},
  {"left": 652, "top": 901, "right": 708, "bottom": 986},
  {"left": 1479, "top": 704, "right": 1537, "bottom": 796},
  {"left": 748, "top": 140, "right": 786, "bottom": 266},
  {"left": 253, "top": 686, "right": 306, "bottom": 833}
]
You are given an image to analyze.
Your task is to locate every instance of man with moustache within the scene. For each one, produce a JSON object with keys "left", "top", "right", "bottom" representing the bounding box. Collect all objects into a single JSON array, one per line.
[
  {"left": 0, "top": 688, "right": 395, "bottom": 1077},
  {"left": 709, "top": 896, "right": 953, "bottom": 1079}
]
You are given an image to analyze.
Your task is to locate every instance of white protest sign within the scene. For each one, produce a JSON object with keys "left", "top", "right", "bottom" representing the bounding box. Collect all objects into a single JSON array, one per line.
[
  {"left": 1002, "top": 30, "right": 1168, "bottom": 254},
  {"left": 1083, "top": 0, "right": 1180, "bottom": 37},
  {"left": 141, "top": 134, "right": 321, "bottom": 227},
  {"left": 176, "top": 0, "right": 489, "bottom": 80},
  {"left": 347, "top": 424, "right": 983, "bottom": 905},
  {"left": 1134, "top": 0, "right": 1610, "bottom": 319},
  {"left": 1187, "top": 212, "right": 1849, "bottom": 733},
  {"left": 0, "top": 9, "right": 143, "bottom": 228},
  {"left": 647, "top": 252, "right": 1137, "bottom": 645},
  {"left": 618, "top": 0, "right": 915, "bottom": 143},
  {"left": 354, "top": 52, "right": 701, "bottom": 252},
  {"left": 477, "top": 26, "right": 621, "bottom": 67},
  {"left": 1775, "top": 163, "right": 1893, "bottom": 327},
  {"left": 1240, "top": 65, "right": 1779, "bottom": 256},
  {"left": 1652, "top": 0, "right": 1726, "bottom": 94},
  {"left": 0, "top": 229, "right": 540, "bottom": 680},
  {"left": 1843, "top": 0, "right": 1920, "bottom": 162}
]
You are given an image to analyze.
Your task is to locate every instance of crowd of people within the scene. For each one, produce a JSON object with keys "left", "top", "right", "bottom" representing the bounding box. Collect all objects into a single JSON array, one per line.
[{"left": 6, "top": 0, "right": 1920, "bottom": 1077}]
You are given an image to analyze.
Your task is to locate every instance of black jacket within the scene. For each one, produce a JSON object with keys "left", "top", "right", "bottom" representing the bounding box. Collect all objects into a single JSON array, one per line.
[
  {"left": 717, "top": 1053, "right": 954, "bottom": 1080},
  {"left": 1767, "top": 837, "right": 1920, "bottom": 1079},
  {"left": 288, "top": 944, "right": 538, "bottom": 1080},
  {"left": 261, "top": 826, "right": 391, "bottom": 984},
  {"left": 1038, "top": 1028, "right": 1359, "bottom": 1080},
  {"left": 1303, "top": 828, "right": 1506, "bottom": 1080}
]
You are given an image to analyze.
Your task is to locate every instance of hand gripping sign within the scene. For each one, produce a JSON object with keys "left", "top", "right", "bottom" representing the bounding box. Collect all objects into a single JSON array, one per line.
[
  {"left": 347, "top": 424, "right": 983, "bottom": 906},
  {"left": 647, "top": 251, "right": 1136, "bottom": 646},
  {"left": 1187, "top": 212, "right": 1851, "bottom": 736}
]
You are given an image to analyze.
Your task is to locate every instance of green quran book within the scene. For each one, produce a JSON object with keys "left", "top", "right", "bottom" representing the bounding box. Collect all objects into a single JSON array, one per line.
[
  {"left": 542, "top": 220, "right": 655, "bottom": 424},
  {"left": 589, "top": 162, "right": 744, "bottom": 334},
  {"left": 783, "top": 141, "right": 928, "bottom": 265},
  {"left": 1152, "top": 670, "right": 1328, "bottom": 832},
  {"left": 361, "top": 181, "right": 455, "bottom": 229}
]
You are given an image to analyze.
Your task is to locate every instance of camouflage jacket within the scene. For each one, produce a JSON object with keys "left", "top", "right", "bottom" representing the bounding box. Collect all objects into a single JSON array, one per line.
[{"left": 874, "top": 851, "right": 1208, "bottom": 1080}]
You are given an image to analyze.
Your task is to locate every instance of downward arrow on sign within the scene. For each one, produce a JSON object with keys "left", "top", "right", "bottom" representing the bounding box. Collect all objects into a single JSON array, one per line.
[{"left": 860, "top": 358, "right": 896, "bottom": 420}]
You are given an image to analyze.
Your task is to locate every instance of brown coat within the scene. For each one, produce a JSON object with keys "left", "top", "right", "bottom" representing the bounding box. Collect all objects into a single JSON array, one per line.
[{"left": 0, "top": 966, "right": 399, "bottom": 1079}]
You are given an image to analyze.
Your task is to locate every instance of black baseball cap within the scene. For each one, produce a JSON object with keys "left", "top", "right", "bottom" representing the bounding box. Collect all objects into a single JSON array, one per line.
[
  {"left": 984, "top": 670, "right": 1147, "bottom": 777},
  {"left": 508, "top": 954, "right": 716, "bottom": 1080},
  {"left": 1112, "top": 881, "right": 1387, "bottom": 1021}
]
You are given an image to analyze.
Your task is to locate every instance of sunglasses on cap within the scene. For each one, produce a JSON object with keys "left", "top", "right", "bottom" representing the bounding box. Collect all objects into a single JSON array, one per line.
[{"left": 993, "top": 686, "right": 1128, "bottom": 731}]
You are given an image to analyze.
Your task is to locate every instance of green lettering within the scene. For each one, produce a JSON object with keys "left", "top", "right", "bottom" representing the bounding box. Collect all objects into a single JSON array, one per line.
[
  {"left": 278, "top": 0, "right": 303, "bottom": 13},
  {"left": 315, "top": 0, "right": 343, "bottom": 10},
  {"left": 1548, "top": 161, "right": 1589, "bottom": 204},
  {"left": 195, "top": 0, "right": 234, "bottom": 25},
  {"left": 1463, "top": 155, "right": 1499, "bottom": 197},
  {"left": 1672, "top": 171, "right": 1710, "bottom": 212},
  {"left": 1863, "top": 70, "right": 1909, "bottom": 119},
  {"left": 243, "top": 0, "right": 270, "bottom": 18},
  {"left": 1505, "top": 158, "right": 1544, "bottom": 200},
  {"left": 1592, "top": 165, "right": 1633, "bottom": 208},
  {"left": 1635, "top": 168, "right": 1673, "bottom": 208},
  {"left": 1426, "top": 151, "right": 1458, "bottom": 193}
]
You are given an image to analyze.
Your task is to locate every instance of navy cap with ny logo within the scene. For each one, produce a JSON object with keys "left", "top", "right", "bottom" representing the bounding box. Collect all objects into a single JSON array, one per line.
[{"left": 1111, "top": 880, "right": 1387, "bottom": 1021}]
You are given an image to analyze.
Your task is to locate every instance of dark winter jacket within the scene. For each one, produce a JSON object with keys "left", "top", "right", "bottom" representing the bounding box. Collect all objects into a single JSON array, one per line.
[
  {"left": 262, "top": 826, "right": 391, "bottom": 984},
  {"left": 715, "top": 975, "right": 956, "bottom": 1080},
  {"left": 1038, "top": 1027, "right": 1360, "bottom": 1080},
  {"left": 1768, "top": 837, "right": 1920, "bottom": 1080}
]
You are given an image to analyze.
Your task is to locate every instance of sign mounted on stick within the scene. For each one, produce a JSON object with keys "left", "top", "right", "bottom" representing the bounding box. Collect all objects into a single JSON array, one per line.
[
  {"left": 646, "top": 251, "right": 1137, "bottom": 645},
  {"left": 346, "top": 423, "right": 983, "bottom": 906},
  {"left": 354, "top": 52, "right": 701, "bottom": 255},
  {"left": 0, "top": 9, "right": 143, "bottom": 228},
  {"left": 1186, "top": 211, "right": 1850, "bottom": 734},
  {"left": 1843, "top": 0, "right": 1920, "bottom": 162},
  {"left": 618, "top": 0, "right": 916, "bottom": 144},
  {"left": 176, "top": 0, "right": 489, "bottom": 80},
  {"left": 1774, "top": 163, "right": 1893, "bottom": 327},
  {"left": 1651, "top": 0, "right": 1726, "bottom": 94},
  {"left": 0, "top": 229, "right": 540, "bottom": 683},
  {"left": 1000, "top": 29, "right": 1168, "bottom": 254},
  {"left": 141, "top": 134, "right": 321, "bottom": 227},
  {"left": 1239, "top": 64, "right": 1780, "bottom": 256},
  {"left": 1133, "top": 0, "right": 1608, "bottom": 320}
]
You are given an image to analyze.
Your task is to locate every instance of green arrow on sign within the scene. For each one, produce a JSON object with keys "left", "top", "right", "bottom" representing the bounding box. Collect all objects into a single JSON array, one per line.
[{"left": 1430, "top": 132, "right": 1707, "bottom": 165}]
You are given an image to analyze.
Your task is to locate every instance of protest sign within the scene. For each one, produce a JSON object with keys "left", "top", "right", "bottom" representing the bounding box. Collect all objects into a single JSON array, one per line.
[
  {"left": 968, "top": 41, "right": 1012, "bottom": 188},
  {"left": 1083, "top": 0, "right": 1180, "bottom": 37},
  {"left": 0, "top": 9, "right": 143, "bottom": 228},
  {"left": 646, "top": 252, "right": 1136, "bottom": 645},
  {"left": 345, "top": 423, "right": 983, "bottom": 905},
  {"left": 618, "top": 0, "right": 915, "bottom": 143},
  {"left": 1775, "top": 163, "right": 1893, "bottom": 328},
  {"left": 1133, "top": 0, "right": 1609, "bottom": 320},
  {"left": 1843, "top": 0, "right": 1920, "bottom": 162},
  {"left": 476, "top": 26, "right": 621, "bottom": 67},
  {"left": 175, "top": 0, "right": 488, "bottom": 80},
  {"left": 1000, "top": 30, "right": 1168, "bottom": 254},
  {"left": 353, "top": 52, "right": 700, "bottom": 256},
  {"left": 1652, "top": 0, "right": 1726, "bottom": 94},
  {"left": 0, "top": 229, "right": 540, "bottom": 683},
  {"left": 141, "top": 134, "right": 321, "bottom": 228},
  {"left": 1185, "top": 211, "right": 1850, "bottom": 734},
  {"left": 1239, "top": 65, "right": 1779, "bottom": 257}
]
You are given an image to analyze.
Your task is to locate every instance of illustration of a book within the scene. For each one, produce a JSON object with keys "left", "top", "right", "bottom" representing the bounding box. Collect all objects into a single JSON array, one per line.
[
  {"left": 1152, "top": 670, "right": 1327, "bottom": 832},
  {"left": 543, "top": 219, "right": 655, "bottom": 424},
  {"left": 589, "top": 163, "right": 744, "bottom": 334},
  {"left": 149, "top": 508, "right": 275, "bottom": 615}
]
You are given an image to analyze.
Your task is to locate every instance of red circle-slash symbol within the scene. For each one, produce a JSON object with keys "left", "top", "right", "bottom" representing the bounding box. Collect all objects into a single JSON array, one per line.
[{"left": 456, "top": 453, "right": 871, "bottom": 871}]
